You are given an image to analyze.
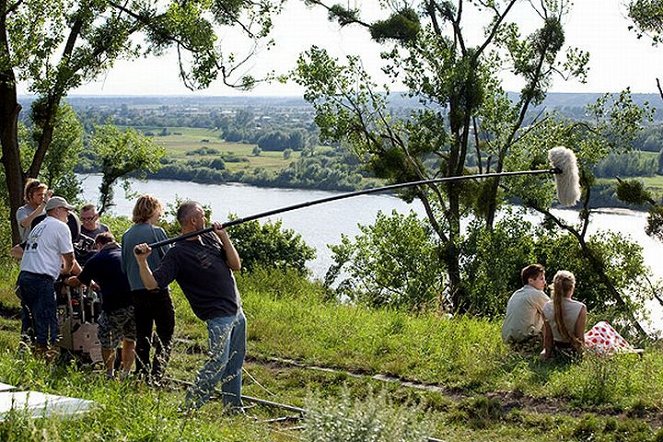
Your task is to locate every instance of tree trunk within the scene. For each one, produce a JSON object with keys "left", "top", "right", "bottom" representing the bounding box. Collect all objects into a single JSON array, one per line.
[{"left": 0, "top": 10, "right": 25, "bottom": 244}]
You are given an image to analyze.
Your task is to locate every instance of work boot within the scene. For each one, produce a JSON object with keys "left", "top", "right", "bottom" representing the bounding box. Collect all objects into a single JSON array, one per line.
[
  {"left": 33, "top": 344, "right": 48, "bottom": 359},
  {"left": 33, "top": 344, "right": 58, "bottom": 363}
]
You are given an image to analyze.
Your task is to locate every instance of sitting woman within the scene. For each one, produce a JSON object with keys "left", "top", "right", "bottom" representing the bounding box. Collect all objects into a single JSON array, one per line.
[{"left": 540, "top": 270, "right": 586, "bottom": 360}]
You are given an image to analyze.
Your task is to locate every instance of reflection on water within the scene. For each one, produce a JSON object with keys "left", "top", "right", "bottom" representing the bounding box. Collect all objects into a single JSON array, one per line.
[{"left": 79, "top": 174, "right": 663, "bottom": 331}]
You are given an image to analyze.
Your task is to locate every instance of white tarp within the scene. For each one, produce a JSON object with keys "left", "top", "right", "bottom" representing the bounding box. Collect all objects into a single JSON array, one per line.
[
  {"left": 0, "top": 382, "right": 15, "bottom": 392},
  {"left": 0, "top": 389, "right": 94, "bottom": 420}
]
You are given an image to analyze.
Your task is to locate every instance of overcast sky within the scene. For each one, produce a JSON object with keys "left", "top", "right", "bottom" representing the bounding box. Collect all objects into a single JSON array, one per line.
[{"left": 21, "top": 0, "right": 663, "bottom": 97}]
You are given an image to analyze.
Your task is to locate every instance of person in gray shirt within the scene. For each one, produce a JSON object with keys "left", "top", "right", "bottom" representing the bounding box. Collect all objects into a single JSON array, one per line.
[{"left": 121, "top": 195, "right": 173, "bottom": 383}]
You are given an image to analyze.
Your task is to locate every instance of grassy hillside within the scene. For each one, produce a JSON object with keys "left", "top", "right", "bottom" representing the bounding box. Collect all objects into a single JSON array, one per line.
[{"left": 1, "top": 265, "right": 663, "bottom": 440}]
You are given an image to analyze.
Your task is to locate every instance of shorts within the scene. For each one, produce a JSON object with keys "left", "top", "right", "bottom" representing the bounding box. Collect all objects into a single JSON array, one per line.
[
  {"left": 98, "top": 306, "right": 136, "bottom": 349},
  {"left": 507, "top": 333, "right": 543, "bottom": 354}
]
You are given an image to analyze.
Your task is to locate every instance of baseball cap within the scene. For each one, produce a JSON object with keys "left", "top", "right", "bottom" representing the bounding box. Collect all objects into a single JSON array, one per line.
[{"left": 45, "top": 196, "right": 75, "bottom": 212}]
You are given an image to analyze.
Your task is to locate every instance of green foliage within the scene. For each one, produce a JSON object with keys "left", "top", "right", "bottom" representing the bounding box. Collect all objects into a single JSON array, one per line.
[
  {"left": 628, "top": 0, "right": 663, "bottom": 44},
  {"left": 91, "top": 125, "right": 166, "bottom": 214},
  {"left": 594, "top": 152, "right": 659, "bottom": 178},
  {"left": 227, "top": 214, "right": 316, "bottom": 275},
  {"left": 302, "top": 387, "right": 432, "bottom": 441},
  {"left": 370, "top": 8, "right": 421, "bottom": 43},
  {"left": 646, "top": 205, "right": 663, "bottom": 240},
  {"left": 462, "top": 213, "right": 539, "bottom": 316},
  {"left": 616, "top": 179, "right": 655, "bottom": 205},
  {"left": 18, "top": 103, "right": 84, "bottom": 203},
  {"left": 327, "top": 206, "right": 650, "bottom": 324},
  {"left": 326, "top": 210, "right": 444, "bottom": 310}
]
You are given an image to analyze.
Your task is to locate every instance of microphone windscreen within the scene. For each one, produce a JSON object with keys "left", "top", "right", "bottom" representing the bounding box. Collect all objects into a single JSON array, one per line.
[{"left": 548, "top": 146, "right": 580, "bottom": 207}]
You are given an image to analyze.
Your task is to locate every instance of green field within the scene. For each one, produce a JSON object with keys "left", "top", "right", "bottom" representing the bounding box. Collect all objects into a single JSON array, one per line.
[{"left": 141, "top": 127, "right": 302, "bottom": 173}]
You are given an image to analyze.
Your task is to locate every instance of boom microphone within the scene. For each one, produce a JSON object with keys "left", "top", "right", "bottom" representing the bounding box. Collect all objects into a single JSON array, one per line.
[
  {"left": 548, "top": 146, "right": 581, "bottom": 207},
  {"left": 137, "top": 147, "right": 581, "bottom": 253}
]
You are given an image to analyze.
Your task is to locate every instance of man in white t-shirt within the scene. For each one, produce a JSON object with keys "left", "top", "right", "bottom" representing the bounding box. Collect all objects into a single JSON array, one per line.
[
  {"left": 17, "top": 196, "right": 77, "bottom": 359},
  {"left": 501, "top": 264, "right": 550, "bottom": 353}
]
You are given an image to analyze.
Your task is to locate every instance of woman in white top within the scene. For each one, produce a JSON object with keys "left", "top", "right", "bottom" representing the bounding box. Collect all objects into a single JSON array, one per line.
[{"left": 540, "top": 270, "right": 587, "bottom": 360}]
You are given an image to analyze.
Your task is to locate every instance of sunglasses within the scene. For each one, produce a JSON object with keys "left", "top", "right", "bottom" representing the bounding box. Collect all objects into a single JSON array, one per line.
[{"left": 81, "top": 216, "right": 97, "bottom": 221}]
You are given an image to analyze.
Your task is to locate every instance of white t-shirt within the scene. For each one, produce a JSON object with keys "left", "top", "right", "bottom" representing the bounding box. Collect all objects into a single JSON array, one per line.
[{"left": 20, "top": 215, "right": 74, "bottom": 280}]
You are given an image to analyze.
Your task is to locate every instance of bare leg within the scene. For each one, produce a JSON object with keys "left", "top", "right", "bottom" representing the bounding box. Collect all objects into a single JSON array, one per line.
[
  {"left": 121, "top": 339, "right": 136, "bottom": 375},
  {"left": 102, "top": 347, "right": 115, "bottom": 378}
]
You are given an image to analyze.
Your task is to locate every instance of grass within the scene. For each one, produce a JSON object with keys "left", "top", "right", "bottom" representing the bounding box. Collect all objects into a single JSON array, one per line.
[
  {"left": 2, "top": 264, "right": 663, "bottom": 440},
  {"left": 140, "top": 126, "right": 301, "bottom": 173}
]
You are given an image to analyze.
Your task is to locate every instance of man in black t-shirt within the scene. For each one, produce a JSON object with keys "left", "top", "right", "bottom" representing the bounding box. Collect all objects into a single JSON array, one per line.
[
  {"left": 134, "top": 201, "right": 245, "bottom": 412},
  {"left": 67, "top": 232, "right": 135, "bottom": 379}
]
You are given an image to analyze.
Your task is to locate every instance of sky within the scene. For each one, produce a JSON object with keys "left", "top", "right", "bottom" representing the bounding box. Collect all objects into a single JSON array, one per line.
[{"left": 19, "top": 0, "right": 663, "bottom": 97}]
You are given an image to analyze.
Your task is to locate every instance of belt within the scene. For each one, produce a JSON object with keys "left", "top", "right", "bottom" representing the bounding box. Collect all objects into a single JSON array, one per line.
[{"left": 20, "top": 271, "right": 55, "bottom": 281}]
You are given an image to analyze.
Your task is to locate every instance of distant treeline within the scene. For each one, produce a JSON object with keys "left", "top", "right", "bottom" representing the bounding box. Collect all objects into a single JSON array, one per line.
[
  {"left": 63, "top": 93, "right": 663, "bottom": 199},
  {"left": 77, "top": 146, "right": 371, "bottom": 192}
]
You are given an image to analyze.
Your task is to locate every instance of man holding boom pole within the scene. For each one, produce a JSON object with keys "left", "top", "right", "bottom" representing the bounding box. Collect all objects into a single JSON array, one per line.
[{"left": 133, "top": 201, "right": 246, "bottom": 412}]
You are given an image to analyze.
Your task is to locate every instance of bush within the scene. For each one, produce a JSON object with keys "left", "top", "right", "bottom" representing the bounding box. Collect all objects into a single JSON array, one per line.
[
  {"left": 302, "top": 388, "right": 432, "bottom": 442},
  {"left": 326, "top": 210, "right": 444, "bottom": 310},
  {"left": 228, "top": 215, "right": 315, "bottom": 275}
]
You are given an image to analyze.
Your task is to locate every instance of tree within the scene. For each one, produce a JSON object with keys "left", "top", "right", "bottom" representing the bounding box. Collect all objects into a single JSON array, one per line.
[
  {"left": 326, "top": 210, "right": 445, "bottom": 310},
  {"left": 294, "top": 0, "right": 589, "bottom": 313},
  {"left": 0, "top": 0, "right": 280, "bottom": 242},
  {"left": 628, "top": 0, "right": 663, "bottom": 99},
  {"left": 91, "top": 125, "right": 165, "bottom": 215},
  {"left": 19, "top": 101, "right": 84, "bottom": 203}
]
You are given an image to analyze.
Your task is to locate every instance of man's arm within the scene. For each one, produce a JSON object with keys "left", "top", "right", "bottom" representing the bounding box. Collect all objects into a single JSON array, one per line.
[
  {"left": 213, "top": 222, "right": 241, "bottom": 271},
  {"left": 61, "top": 252, "right": 76, "bottom": 275},
  {"left": 10, "top": 243, "right": 24, "bottom": 260},
  {"left": 133, "top": 243, "right": 159, "bottom": 290}
]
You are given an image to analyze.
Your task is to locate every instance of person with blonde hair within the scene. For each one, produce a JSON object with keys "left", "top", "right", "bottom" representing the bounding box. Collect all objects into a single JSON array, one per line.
[
  {"left": 121, "top": 195, "right": 174, "bottom": 382},
  {"left": 16, "top": 179, "right": 52, "bottom": 241},
  {"left": 541, "top": 270, "right": 587, "bottom": 360}
]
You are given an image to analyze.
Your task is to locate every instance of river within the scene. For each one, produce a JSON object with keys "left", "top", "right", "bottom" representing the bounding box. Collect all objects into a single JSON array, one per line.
[{"left": 79, "top": 174, "right": 663, "bottom": 330}]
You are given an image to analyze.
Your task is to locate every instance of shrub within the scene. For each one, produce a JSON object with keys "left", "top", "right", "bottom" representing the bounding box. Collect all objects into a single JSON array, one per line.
[
  {"left": 228, "top": 214, "right": 315, "bottom": 275},
  {"left": 302, "top": 388, "right": 432, "bottom": 442},
  {"left": 326, "top": 210, "right": 444, "bottom": 310}
]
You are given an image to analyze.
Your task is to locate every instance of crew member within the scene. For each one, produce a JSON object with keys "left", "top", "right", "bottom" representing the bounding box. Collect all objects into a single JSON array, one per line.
[
  {"left": 121, "top": 195, "right": 173, "bottom": 382},
  {"left": 79, "top": 203, "right": 109, "bottom": 239},
  {"left": 16, "top": 179, "right": 52, "bottom": 242},
  {"left": 17, "top": 196, "right": 77, "bottom": 360},
  {"left": 134, "top": 201, "right": 245, "bottom": 411},
  {"left": 66, "top": 232, "right": 135, "bottom": 378}
]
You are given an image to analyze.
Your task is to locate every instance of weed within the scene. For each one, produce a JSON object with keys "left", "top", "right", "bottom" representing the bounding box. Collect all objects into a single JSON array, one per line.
[
  {"left": 302, "top": 387, "right": 432, "bottom": 442},
  {"left": 450, "top": 396, "right": 505, "bottom": 429}
]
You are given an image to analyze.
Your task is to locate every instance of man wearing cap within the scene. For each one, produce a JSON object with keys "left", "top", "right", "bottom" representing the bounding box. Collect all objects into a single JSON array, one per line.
[{"left": 17, "top": 196, "right": 78, "bottom": 359}]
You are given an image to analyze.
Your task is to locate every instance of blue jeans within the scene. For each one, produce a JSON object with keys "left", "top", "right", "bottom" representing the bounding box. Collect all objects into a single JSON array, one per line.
[
  {"left": 185, "top": 311, "right": 246, "bottom": 410},
  {"left": 18, "top": 272, "right": 58, "bottom": 346}
]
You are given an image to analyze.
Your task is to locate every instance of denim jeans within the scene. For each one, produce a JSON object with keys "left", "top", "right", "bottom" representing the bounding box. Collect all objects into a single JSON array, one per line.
[
  {"left": 18, "top": 271, "right": 58, "bottom": 346},
  {"left": 185, "top": 310, "right": 246, "bottom": 410}
]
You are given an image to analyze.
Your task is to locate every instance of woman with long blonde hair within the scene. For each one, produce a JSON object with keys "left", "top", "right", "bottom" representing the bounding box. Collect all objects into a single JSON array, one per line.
[{"left": 541, "top": 270, "right": 587, "bottom": 360}]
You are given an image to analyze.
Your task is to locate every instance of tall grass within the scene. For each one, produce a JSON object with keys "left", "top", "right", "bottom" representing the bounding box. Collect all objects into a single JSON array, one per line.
[{"left": 239, "top": 269, "right": 663, "bottom": 409}]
